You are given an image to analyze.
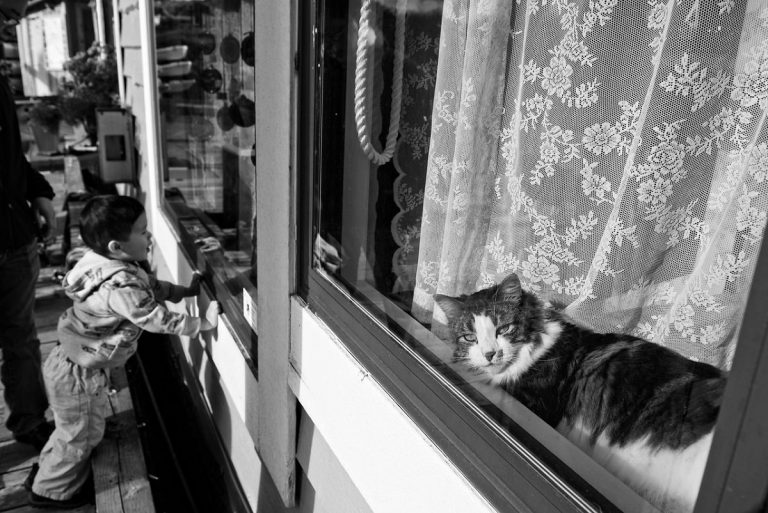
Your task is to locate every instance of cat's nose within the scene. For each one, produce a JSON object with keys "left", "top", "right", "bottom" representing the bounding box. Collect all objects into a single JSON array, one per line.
[{"left": 484, "top": 350, "right": 495, "bottom": 362}]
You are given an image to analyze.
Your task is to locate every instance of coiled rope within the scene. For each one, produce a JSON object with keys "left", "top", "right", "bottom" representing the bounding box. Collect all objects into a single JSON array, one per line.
[{"left": 354, "top": 0, "right": 407, "bottom": 166}]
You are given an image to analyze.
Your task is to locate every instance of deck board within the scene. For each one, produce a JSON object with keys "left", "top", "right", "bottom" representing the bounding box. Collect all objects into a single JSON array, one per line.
[
  {"left": 0, "top": 468, "right": 31, "bottom": 511},
  {"left": 92, "top": 367, "right": 155, "bottom": 513},
  {"left": 0, "top": 440, "right": 38, "bottom": 475},
  {"left": 6, "top": 505, "right": 93, "bottom": 513}
]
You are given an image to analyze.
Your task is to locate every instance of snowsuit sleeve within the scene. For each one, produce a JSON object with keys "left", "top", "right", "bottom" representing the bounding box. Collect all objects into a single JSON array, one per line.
[
  {"left": 107, "top": 279, "right": 201, "bottom": 337},
  {"left": 151, "top": 278, "right": 189, "bottom": 303}
]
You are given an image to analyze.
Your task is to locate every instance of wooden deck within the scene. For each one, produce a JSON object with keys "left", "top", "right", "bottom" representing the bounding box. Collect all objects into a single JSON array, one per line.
[
  {"left": 91, "top": 366, "right": 154, "bottom": 513},
  {"left": 0, "top": 267, "right": 154, "bottom": 513}
]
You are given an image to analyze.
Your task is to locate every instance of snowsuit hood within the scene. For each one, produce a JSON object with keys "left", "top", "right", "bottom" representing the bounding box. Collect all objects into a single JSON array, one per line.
[
  {"left": 63, "top": 251, "right": 140, "bottom": 302},
  {"left": 58, "top": 250, "right": 200, "bottom": 369}
]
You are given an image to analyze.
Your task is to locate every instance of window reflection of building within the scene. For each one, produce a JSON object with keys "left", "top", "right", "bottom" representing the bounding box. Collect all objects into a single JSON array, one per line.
[{"left": 154, "top": 0, "right": 257, "bottom": 353}]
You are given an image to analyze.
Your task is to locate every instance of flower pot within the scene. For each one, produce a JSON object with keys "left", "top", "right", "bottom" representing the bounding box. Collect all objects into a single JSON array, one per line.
[{"left": 31, "top": 123, "right": 60, "bottom": 154}]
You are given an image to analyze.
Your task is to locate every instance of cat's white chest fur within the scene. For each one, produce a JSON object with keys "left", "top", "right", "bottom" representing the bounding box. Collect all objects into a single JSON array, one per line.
[{"left": 558, "top": 419, "right": 712, "bottom": 513}]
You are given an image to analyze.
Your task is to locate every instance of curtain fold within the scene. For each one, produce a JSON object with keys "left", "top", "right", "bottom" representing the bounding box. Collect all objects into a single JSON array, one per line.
[{"left": 412, "top": 0, "right": 768, "bottom": 368}]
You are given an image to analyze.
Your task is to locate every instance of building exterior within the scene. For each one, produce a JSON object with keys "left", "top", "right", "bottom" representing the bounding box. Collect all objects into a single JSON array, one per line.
[{"left": 114, "top": 1, "right": 768, "bottom": 512}]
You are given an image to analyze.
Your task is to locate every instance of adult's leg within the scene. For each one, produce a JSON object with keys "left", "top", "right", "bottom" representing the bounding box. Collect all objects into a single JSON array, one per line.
[
  {"left": 33, "top": 346, "right": 107, "bottom": 500},
  {"left": 0, "top": 242, "right": 48, "bottom": 435}
]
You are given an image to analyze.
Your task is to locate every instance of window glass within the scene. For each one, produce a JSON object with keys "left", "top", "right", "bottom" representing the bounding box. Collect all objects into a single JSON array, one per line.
[
  {"left": 313, "top": 0, "right": 768, "bottom": 511},
  {"left": 153, "top": 0, "right": 257, "bottom": 349}
]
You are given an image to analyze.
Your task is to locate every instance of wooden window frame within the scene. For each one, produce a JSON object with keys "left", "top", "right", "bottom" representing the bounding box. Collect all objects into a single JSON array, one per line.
[
  {"left": 297, "top": 1, "right": 768, "bottom": 512},
  {"left": 158, "top": 202, "right": 259, "bottom": 373}
]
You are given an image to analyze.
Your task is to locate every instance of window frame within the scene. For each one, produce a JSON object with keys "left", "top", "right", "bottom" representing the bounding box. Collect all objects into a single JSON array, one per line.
[
  {"left": 297, "top": 1, "right": 768, "bottom": 512},
  {"left": 157, "top": 203, "right": 259, "bottom": 376},
  {"left": 158, "top": 201, "right": 259, "bottom": 371}
]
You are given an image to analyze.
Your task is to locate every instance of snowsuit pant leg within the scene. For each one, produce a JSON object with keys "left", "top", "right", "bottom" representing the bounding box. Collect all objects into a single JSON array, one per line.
[{"left": 32, "top": 345, "right": 108, "bottom": 500}]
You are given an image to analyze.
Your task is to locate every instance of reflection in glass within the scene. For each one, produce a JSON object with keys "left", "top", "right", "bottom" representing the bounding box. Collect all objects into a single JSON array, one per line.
[
  {"left": 313, "top": 1, "right": 768, "bottom": 511},
  {"left": 153, "top": 0, "right": 257, "bottom": 348}
]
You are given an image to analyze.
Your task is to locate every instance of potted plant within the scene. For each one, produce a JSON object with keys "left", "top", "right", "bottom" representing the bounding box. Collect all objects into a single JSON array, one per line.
[
  {"left": 57, "top": 42, "right": 119, "bottom": 144},
  {"left": 29, "top": 98, "right": 62, "bottom": 132},
  {"left": 28, "top": 97, "right": 62, "bottom": 153}
]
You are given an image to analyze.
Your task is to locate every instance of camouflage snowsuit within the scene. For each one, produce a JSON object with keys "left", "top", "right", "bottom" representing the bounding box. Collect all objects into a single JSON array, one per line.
[{"left": 33, "top": 251, "right": 200, "bottom": 500}]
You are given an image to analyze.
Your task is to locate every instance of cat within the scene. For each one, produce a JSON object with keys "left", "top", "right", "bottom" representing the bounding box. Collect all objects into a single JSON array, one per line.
[{"left": 434, "top": 273, "right": 725, "bottom": 513}]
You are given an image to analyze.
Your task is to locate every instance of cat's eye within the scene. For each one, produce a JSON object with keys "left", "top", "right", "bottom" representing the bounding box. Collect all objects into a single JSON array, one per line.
[
  {"left": 460, "top": 333, "right": 477, "bottom": 343},
  {"left": 497, "top": 324, "right": 514, "bottom": 336}
]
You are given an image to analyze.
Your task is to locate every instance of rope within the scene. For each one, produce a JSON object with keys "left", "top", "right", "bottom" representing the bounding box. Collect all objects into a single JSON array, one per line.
[{"left": 354, "top": 0, "right": 407, "bottom": 166}]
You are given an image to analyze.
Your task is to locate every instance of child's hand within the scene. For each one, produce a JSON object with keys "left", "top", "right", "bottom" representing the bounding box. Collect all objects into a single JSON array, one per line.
[
  {"left": 186, "top": 273, "right": 202, "bottom": 297},
  {"left": 200, "top": 301, "right": 222, "bottom": 331}
]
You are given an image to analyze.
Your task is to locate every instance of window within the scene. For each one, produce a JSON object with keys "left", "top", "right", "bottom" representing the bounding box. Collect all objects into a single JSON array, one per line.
[
  {"left": 151, "top": 0, "right": 257, "bottom": 357},
  {"left": 303, "top": 1, "right": 768, "bottom": 511}
]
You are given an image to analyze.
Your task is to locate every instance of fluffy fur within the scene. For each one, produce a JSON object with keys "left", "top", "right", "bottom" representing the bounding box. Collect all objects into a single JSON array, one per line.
[{"left": 435, "top": 273, "right": 725, "bottom": 513}]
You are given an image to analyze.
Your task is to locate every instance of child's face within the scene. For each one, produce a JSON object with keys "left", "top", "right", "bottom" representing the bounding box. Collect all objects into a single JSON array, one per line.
[{"left": 113, "top": 212, "right": 152, "bottom": 261}]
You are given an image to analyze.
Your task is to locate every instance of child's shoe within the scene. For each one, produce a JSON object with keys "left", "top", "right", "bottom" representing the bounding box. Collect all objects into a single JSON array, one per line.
[
  {"left": 28, "top": 488, "right": 93, "bottom": 510},
  {"left": 27, "top": 471, "right": 94, "bottom": 509}
]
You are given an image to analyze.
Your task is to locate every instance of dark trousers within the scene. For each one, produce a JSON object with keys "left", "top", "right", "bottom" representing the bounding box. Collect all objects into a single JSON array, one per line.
[{"left": 0, "top": 241, "right": 48, "bottom": 435}]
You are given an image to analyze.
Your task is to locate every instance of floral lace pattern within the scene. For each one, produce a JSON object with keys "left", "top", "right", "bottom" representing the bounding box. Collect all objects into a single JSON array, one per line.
[
  {"left": 412, "top": 0, "right": 768, "bottom": 368},
  {"left": 392, "top": 12, "right": 441, "bottom": 295}
]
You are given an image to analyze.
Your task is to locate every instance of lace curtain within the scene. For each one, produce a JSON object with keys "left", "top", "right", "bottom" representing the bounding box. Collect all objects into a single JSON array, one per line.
[{"left": 411, "top": 0, "right": 768, "bottom": 369}]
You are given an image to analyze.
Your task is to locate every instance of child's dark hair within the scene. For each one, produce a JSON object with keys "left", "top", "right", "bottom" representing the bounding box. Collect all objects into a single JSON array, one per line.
[{"left": 79, "top": 195, "right": 145, "bottom": 255}]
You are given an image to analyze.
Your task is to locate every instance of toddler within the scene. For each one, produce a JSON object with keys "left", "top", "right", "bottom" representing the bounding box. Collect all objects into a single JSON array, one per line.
[{"left": 28, "top": 195, "right": 220, "bottom": 508}]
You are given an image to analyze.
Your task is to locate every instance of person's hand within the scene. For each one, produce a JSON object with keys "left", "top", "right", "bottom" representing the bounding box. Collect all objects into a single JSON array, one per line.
[
  {"left": 200, "top": 301, "right": 221, "bottom": 331},
  {"left": 32, "top": 197, "right": 55, "bottom": 244},
  {"left": 313, "top": 234, "right": 343, "bottom": 274},
  {"left": 186, "top": 273, "right": 202, "bottom": 296}
]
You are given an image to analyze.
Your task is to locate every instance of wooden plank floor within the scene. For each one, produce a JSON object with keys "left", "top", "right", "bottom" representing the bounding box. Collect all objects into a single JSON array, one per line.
[
  {"left": 0, "top": 270, "right": 95, "bottom": 513},
  {"left": 92, "top": 367, "right": 155, "bottom": 513}
]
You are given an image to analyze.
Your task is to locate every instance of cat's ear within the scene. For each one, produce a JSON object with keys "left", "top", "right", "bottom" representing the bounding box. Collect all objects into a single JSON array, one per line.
[
  {"left": 434, "top": 294, "right": 463, "bottom": 322},
  {"left": 498, "top": 273, "right": 522, "bottom": 303}
]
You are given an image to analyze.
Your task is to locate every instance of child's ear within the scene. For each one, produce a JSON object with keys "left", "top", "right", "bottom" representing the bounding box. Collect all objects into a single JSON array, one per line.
[{"left": 106, "top": 240, "right": 123, "bottom": 255}]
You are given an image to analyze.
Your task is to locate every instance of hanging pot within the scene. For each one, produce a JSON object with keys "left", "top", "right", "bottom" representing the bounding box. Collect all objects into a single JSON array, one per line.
[
  {"left": 160, "top": 78, "right": 196, "bottom": 94},
  {"left": 156, "top": 45, "right": 189, "bottom": 63},
  {"left": 198, "top": 67, "right": 223, "bottom": 93},
  {"left": 229, "top": 94, "right": 255, "bottom": 127},
  {"left": 216, "top": 104, "right": 235, "bottom": 132},
  {"left": 158, "top": 61, "right": 193, "bottom": 78},
  {"left": 220, "top": 34, "right": 240, "bottom": 64},
  {"left": 189, "top": 117, "right": 215, "bottom": 141},
  {"left": 241, "top": 31, "right": 254, "bottom": 67},
  {"left": 199, "top": 32, "right": 216, "bottom": 55}
]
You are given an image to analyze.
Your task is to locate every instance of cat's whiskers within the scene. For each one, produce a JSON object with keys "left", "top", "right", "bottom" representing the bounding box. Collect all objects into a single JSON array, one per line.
[{"left": 534, "top": 355, "right": 562, "bottom": 364}]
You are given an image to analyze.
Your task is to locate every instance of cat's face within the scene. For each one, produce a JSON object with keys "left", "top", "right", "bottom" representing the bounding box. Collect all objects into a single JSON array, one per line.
[{"left": 435, "top": 273, "right": 554, "bottom": 385}]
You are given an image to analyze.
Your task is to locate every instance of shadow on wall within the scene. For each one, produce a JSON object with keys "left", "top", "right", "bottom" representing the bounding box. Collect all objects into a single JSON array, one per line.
[{"left": 135, "top": 331, "right": 249, "bottom": 513}]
